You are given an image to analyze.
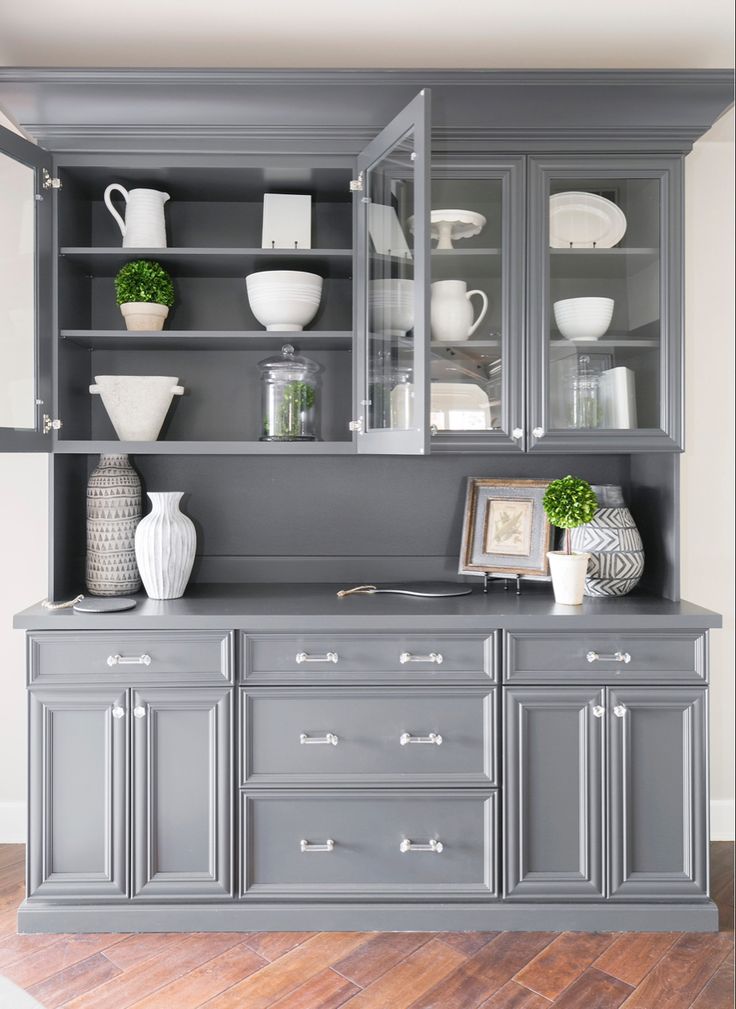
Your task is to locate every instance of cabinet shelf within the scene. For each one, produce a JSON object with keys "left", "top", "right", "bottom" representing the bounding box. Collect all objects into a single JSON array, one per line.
[
  {"left": 60, "top": 330, "right": 354, "bottom": 351},
  {"left": 550, "top": 337, "right": 659, "bottom": 351},
  {"left": 54, "top": 440, "right": 356, "bottom": 455},
  {"left": 550, "top": 248, "right": 658, "bottom": 279},
  {"left": 59, "top": 247, "right": 354, "bottom": 278}
]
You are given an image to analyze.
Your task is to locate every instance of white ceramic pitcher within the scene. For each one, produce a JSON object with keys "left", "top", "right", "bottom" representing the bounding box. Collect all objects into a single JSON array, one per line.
[
  {"left": 430, "top": 280, "right": 488, "bottom": 343},
  {"left": 103, "top": 184, "right": 170, "bottom": 248}
]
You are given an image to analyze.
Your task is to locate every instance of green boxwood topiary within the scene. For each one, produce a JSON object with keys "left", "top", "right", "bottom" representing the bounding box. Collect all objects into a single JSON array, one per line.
[
  {"left": 543, "top": 475, "right": 598, "bottom": 554},
  {"left": 115, "top": 259, "right": 175, "bottom": 308}
]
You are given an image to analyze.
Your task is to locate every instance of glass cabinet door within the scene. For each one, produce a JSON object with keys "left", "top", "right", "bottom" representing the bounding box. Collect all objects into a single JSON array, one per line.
[
  {"left": 428, "top": 159, "right": 524, "bottom": 451},
  {"left": 0, "top": 124, "right": 53, "bottom": 451},
  {"left": 355, "top": 90, "right": 430, "bottom": 454},
  {"left": 528, "top": 157, "right": 682, "bottom": 452}
]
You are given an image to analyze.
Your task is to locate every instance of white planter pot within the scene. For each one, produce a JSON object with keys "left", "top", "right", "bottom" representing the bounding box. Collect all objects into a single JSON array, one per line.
[
  {"left": 89, "top": 375, "right": 184, "bottom": 441},
  {"left": 547, "top": 550, "right": 590, "bottom": 606},
  {"left": 120, "top": 302, "right": 169, "bottom": 332},
  {"left": 135, "top": 492, "right": 196, "bottom": 600}
]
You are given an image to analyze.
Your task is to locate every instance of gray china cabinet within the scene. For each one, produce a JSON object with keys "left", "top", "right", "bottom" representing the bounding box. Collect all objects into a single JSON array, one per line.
[{"left": 1, "top": 68, "right": 732, "bottom": 933}]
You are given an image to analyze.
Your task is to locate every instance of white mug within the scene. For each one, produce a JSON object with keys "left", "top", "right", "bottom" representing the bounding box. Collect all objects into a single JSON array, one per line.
[
  {"left": 430, "top": 280, "right": 488, "bottom": 343},
  {"left": 104, "top": 184, "right": 170, "bottom": 249}
]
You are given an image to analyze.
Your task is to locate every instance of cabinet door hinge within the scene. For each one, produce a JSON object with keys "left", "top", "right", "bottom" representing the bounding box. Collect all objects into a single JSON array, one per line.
[
  {"left": 42, "top": 169, "right": 62, "bottom": 190},
  {"left": 42, "top": 415, "right": 63, "bottom": 434},
  {"left": 349, "top": 172, "right": 364, "bottom": 193},
  {"left": 348, "top": 418, "right": 364, "bottom": 434}
]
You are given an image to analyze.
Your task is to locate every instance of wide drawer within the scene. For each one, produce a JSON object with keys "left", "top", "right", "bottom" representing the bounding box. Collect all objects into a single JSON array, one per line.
[
  {"left": 504, "top": 630, "right": 706, "bottom": 683},
  {"left": 29, "top": 631, "right": 233, "bottom": 684},
  {"left": 240, "top": 687, "right": 496, "bottom": 786},
  {"left": 240, "top": 789, "right": 497, "bottom": 900},
  {"left": 241, "top": 632, "right": 495, "bottom": 683}
]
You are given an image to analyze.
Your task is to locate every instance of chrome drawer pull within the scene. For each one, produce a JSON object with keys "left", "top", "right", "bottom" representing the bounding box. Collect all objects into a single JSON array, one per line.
[
  {"left": 592, "top": 705, "right": 605, "bottom": 718},
  {"left": 400, "top": 838, "right": 443, "bottom": 854},
  {"left": 107, "top": 653, "right": 151, "bottom": 667},
  {"left": 400, "top": 732, "right": 443, "bottom": 746},
  {"left": 295, "top": 651, "right": 339, "bottom": 664},
  {"left": 399, "top": 652, "right": 443, "bottom": 665},
  {"left": 111, "top": 706, "right": 125, "bottom": 720},
  {"left": 299, "top": 732, "right": 339, "bottom": 746},
  {"left": 586, "top": 650, "right": 631, "bottom": 664},
  {"left": 613, "top": 704, "right": 627, "bottom": 718},
  {"left": 300, "top": 839, "right": 334, "bottom": 853}
]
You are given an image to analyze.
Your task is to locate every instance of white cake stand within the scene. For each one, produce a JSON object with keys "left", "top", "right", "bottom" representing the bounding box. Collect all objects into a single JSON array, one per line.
[{"left": 409, "top": 209, "right": 487, "bottom": 250}]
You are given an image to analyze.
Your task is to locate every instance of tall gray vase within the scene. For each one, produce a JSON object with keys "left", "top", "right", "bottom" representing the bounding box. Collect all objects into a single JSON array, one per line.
[
  {"left": 86, "top": 454, "right": 142, "bottom": 596},
  {"left": 570, "top": 484, "right": 644, "bottom": 597}
]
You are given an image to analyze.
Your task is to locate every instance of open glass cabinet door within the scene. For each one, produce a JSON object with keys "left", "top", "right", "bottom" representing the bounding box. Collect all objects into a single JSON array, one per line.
[
  {"left": 355, "top": 89, "right": 431, "bottom": 454},
  {"left": 0, "top": 123, "right": 53, "bottom": 451}
]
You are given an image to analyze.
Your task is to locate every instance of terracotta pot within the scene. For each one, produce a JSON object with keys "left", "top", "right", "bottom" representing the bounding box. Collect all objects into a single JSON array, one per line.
[{"left": 120, "top": 302, "right": 169, "bottom": 331}]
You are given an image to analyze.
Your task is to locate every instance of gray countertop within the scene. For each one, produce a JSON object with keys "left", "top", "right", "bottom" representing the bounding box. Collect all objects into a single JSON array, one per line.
[{"left": 14, "top": 582, "right": 722, "bottom": 631}]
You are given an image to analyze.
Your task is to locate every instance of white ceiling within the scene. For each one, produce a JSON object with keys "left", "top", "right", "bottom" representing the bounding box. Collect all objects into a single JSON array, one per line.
[{"left": 0, "top": 0, "right": 734, "bottom": 68}]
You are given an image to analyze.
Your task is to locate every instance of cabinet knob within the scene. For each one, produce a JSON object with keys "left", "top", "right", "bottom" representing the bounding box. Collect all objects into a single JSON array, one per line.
[
  {"left": 133, "top": 705, "right": 146, "bottom": 719},
  {"left": 613, "top": 704, "right": 627, "bottom": 718},
  {"left": 592, "top": 705, "right": 605, "bottom": 718},
  {"left": 111, "top": 706, "right": 125, "bottom": 720},
  {"left": 511, "top": 428, "right": 524, "bottom": 440},
  {"left": 532, "top": 427, "right": 545, "bottom": 438}
]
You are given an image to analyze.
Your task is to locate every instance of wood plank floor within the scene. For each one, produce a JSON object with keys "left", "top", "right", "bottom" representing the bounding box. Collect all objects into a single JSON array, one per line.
[{"left": 0, "top": 843, "right": 732, "bottom": 1009}]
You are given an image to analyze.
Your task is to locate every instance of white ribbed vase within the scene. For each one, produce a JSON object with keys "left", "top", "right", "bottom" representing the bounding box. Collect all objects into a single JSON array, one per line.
[{"left": 134, "top": 492, "right": 196, "bottom": 600}]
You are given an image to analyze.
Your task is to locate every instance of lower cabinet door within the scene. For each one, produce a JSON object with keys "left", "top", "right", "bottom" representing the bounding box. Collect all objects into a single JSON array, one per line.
[
  {"left": 240, "top": 789, "right": 498, "bottom": 900},
  {"left": 28, "top": 687, "right": 128, "bottom": 900},
  {"left": 504, "top": 687, "right": 604, "bottom": 899},
  {"left": 608, "top": 687, "right": 708, "bottom": 899},
  {"left": 132, "top": 686, "right": 232, "bottom": 899}
]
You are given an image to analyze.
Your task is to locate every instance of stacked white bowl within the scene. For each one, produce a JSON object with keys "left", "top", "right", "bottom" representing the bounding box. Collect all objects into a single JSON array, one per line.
[
  {"left": 369, "top": 279, "right": 415, "bottom": 337},
  {"left": 246, "top": 270, "right": 323, "bottom": 331},
  {"left": 553, "top": 297, "right": 614, "bottom": 341}
]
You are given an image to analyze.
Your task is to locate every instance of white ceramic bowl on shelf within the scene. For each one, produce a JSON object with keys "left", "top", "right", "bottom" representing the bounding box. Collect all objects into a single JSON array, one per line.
[
  {"left": 553, "top": 297, "right": 614, "bottom": 342},
  {"left": 246, "top": 270, "right": 323, "bottom": 331},
  {"left": 369, "top": 279, "right": 414, "bottom": 337}
]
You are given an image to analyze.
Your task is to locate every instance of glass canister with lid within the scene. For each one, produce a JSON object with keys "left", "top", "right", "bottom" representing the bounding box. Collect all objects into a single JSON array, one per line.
[{"left": 258, "top": 344, "right": 321, "bottom": 441}]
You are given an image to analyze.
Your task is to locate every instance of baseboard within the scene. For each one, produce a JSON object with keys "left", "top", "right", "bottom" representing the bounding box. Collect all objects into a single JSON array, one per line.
[
  {"left": 0, "top": 802, "right": 26, "bottom": 843},
  {"left": 711, "top": 799, "right": 735, "bottom": 841}
]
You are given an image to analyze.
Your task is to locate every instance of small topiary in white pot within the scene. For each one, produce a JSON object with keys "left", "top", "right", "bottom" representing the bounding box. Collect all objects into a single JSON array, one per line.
[
  {"left": 115, "top": 259, "right": 175, "bottom": 331},
  {"left": 543, "top": 476, "right": 599, "bottom": 605}
]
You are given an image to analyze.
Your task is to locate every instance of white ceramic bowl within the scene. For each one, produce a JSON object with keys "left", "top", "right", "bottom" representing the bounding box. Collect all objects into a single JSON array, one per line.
[
  {"left": 553, "top": 297, "right": 614, "bottom": 341},
  {"left": 246, "top": 270, "right": 322, "bottom": 332},
  {"left": 369, "top": 279, "right": 414, "bottom": 336}
]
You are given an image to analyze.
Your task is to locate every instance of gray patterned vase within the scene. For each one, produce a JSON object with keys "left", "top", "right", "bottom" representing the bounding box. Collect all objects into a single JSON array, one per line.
[
  {"left": 86, "top": 454, "right": 142, "bottom": 596},
  {"left": 570, "top": 485, "right": 644, "bottom": 597}
]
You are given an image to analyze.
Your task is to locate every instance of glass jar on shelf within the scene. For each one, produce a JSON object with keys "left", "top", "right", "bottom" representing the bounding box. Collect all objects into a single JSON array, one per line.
[
  {"left": 570, "top": 354, "right": 601, "bottom": 429},
  {"left": 258, "top": 344, "right": 321, "bottom": 441}
]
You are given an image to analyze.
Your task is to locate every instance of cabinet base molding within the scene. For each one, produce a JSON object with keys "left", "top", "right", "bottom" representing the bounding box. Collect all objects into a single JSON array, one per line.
[{"left": 16, "top": 898, "right": 719, "bottom": 934}]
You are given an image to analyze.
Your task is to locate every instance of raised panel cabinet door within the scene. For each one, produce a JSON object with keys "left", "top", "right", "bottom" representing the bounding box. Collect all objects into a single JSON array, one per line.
[
  {"left": 132, "top": 686, "right": 232, "bottom": 899},
  {"left": 504, "top": 686, "right": 604, "bottom": 899},
  {"left": 28, "top": 687, "right": 127, "bottom": 899},
  {"left": 608, "top": 686, "right": 708, "bottom": 899}
]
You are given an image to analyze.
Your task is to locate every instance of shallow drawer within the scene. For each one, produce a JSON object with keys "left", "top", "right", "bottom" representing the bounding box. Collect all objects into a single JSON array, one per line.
[
  {"left": 240, "top": 687, "right": 496, "bottom": 786},
  {"left": 504, "top": 630, "right": 706, "bottom": 683},
  {"left": 240, "top": 789, "right": 497, "bottom": 900},
  {"left": 29, "top": 631, "right": 233, "bottom": 684},
  {"left": 241, "top": 632, "right": 494, "bottom": 683}
]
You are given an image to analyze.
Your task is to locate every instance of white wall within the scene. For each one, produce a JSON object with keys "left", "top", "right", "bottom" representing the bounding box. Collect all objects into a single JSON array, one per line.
[
  {"left": 0, "top": 111, "right": 733, "bottom": 841},
  {"left": 682, "top": 108, "right": 735, "bottom": 841}
]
